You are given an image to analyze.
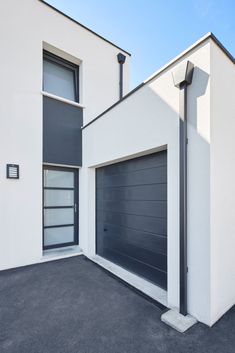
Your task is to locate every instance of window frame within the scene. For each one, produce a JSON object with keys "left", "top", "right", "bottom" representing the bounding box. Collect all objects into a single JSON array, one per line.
[{"left": 43, "top": 50, "right": 79, "bottom": 103}]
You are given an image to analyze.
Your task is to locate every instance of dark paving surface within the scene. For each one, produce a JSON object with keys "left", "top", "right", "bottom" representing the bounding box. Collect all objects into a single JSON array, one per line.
[{"left": 0, "top": 255, "right": 234, "bottom": 353}]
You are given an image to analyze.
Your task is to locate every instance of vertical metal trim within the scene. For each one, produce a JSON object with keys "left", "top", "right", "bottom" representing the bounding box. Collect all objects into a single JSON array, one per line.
[
  {"left": 117, "top": 53, "right": 126, "bottom": 100},
  {"left": 179, "top": 84, "right": 188, "bottom": 315},
  {"left": 172, "top": 60, "right": 194, "bottom": 316},
  {"left": 119, "top": 63, "right": 124, "bottom": 99}
]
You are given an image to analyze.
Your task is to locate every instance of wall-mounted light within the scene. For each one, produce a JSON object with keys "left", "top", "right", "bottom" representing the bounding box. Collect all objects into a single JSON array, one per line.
[{"left": 6, "top": 164, "right": 19, "bottom": 179}]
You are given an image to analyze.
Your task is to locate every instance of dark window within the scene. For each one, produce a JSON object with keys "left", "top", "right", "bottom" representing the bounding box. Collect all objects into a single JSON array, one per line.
[{"left": 43, "top": 51, "right": 79, "bottom": 102}]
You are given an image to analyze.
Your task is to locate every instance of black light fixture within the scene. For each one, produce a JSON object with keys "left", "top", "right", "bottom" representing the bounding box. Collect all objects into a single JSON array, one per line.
[
  {"left": 172, "top": 61, "right": 194, "bottom": 316},
  {"left": 6, "top": 164, "right": 19, "bottom": 179}
]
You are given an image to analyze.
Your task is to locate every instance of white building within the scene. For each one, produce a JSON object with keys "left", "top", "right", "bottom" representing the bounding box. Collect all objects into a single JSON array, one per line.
[{"left": 0, "top": 0, "right": 234, "bottom": 328}]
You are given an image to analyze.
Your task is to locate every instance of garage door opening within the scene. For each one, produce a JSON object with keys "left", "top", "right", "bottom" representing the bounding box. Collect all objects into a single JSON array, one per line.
[{"left": 96, "top": 151, "right": 167, "bottom": 290}]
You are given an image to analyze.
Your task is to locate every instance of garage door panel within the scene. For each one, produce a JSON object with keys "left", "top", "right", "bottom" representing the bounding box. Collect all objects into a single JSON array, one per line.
[
  {"left": 96, "top": 222, "right": 167, "bottom": 254},
  {"left": 97, "top": 227, "right": 167, "bottom": 271},
  {"left": 100, "top": 212, "right": 167, "bottom": 236},
  {"left": 99, "top": 200, "right": 167, "bottom": 219},
  {"left": 111, "top": 241, "right": 167, "bottom": 272},
  {"left": 101, "top": 247, "right": 167, "bottom": 290},
  {"left": 102, "top": 151, "right": 167, "bottom": 176},
  {"left": 97, "top": 183, "right": 167, "bottom": 202},
  {"left": 97, "top": 166, "right": 167, "bottom": 188},
  {"left": 96, "top": 151, "right": 167, "bottom": 289}
]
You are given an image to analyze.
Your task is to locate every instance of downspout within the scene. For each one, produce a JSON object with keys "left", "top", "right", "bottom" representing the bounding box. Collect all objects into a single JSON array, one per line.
[
  {"left": 117, "top": 53, "right": 126, "bottom": 99},
  {"left": 172, "top": 61, "right": 194, "bottom": 316}
]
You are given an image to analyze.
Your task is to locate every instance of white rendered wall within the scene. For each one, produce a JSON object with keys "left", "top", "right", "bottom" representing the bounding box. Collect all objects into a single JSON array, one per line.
[
  {"left": 0, "top": 0, "right": 129, "bottom": 271},
  {"left": 82, "top": 41, "right": 212, "bottom": 325},
  {"left": 210, "top": 42, "right": 235, "bottom": 324}
]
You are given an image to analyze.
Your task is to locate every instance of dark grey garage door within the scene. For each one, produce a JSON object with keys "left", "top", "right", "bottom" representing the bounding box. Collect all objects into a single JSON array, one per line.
[{"left": 96, "top": 151, "right": 167, "bottom": 290}]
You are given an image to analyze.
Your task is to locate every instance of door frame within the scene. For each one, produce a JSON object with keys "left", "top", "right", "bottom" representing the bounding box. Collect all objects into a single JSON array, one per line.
[{"left": 43, "top": 165, "right": 79, "bottom": 250}]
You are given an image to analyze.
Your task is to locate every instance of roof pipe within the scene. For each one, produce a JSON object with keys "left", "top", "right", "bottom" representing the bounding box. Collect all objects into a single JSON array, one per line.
[
  {"left": 172, "top": 61, "right": 194, "bottom": 316},
  {"left": 117, "top": 53, "right": 126, "bottom": 99}
]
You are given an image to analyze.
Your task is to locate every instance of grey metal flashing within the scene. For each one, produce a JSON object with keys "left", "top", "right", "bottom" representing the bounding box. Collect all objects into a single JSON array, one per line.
[
  {"left": 210, "top": 32, "right": 235, "bottom": 64},
  {"left": 82, "top": 32, "right": 234, "bottom": 130},
  {"left": 38, "top": 0, "right": 131, "bottom": 56},
  {"left": 43, "top": 96, "right": 83, "bottom": 166}
]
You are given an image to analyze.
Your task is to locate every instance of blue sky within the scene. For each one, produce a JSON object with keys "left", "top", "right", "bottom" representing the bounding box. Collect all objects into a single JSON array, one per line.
[{"left": 45, "top": 0, "right": 235, "bottom": 89}]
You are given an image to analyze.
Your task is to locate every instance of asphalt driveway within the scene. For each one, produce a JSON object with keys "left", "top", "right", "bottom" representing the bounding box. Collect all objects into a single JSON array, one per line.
[{"left": 0, "top": 255, "right": 234, "bottom": 353}]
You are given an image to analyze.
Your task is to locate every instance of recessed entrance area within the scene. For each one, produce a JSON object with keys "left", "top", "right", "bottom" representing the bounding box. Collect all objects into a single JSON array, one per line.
[{"left": 43, "top": 166, "right": 79, "bottom": 250}]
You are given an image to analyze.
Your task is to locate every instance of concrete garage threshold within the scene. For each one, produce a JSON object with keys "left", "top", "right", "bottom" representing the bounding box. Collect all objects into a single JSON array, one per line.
[
  {"left": 0, "top": 255, "right": 235, "bottom": 353},
  {"left": 161, "top": 309, "right": 197, "bottom": 333},
  {"left": 90, "top": 254, "right": 167, "bottom": 307}
]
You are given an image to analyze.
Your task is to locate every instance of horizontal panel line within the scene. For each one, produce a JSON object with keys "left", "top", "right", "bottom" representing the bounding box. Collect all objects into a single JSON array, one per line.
[
  {"left": 43, "top": 241, "right": 77, "bottom": 250},
  {"left": 44, "top": 224, "right": 74, "bottom": 229},
  {"left": 99, "top": 199, "right": 167, "bottom": 202},
  {"left": 44, "top": 187, "right": 75, "bottom": 190},
  {"left": 104, "top": 247, "right": 167, "bottom": 275},
  {"left": 44, "top": 206, "right": 75, "bottom": 209},
  {"left": 109, "top": 242, "right": 168, "bottom": 258},
  {"left": 99, "top": 221, "right": 167, "bottom": 239},
  {"left": 97, "top": 209, "right": 167, "bottom": 220},
  {"left": 97, "top": 163, "right": 167, "bottom": 178},
  {"left": 97, "top": 182, "right": 167, "bottom": 189}
]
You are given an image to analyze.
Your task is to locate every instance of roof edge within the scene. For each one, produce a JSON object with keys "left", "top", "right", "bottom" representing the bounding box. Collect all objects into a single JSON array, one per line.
[
  {"left": 38, "top": 0, "right": 131, "bottom": 56},
  {"left": 82, "top": 32, "right": 234, "bottom": 130},
  {"left": 144, "top": 32, "right": 234, "bottom": 83}
]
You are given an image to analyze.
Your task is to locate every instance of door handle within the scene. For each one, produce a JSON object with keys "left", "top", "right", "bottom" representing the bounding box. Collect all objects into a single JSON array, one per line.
[
  {"left": 74, "top": 203, "right": 77, "bottom": 213},
  {"left": 103, "top": 228, "right": 107, "bottom": 232}
]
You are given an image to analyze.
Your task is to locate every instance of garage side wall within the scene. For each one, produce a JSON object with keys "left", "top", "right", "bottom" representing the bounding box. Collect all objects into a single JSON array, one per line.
[
  {"left": 82, "top": 41, "right": 211, "bottom": 324},
  {"left": 210, "top": 42, "right": 235, "bottom": 324}
]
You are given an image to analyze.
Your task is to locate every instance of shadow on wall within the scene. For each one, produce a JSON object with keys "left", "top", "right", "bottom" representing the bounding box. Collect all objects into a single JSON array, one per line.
[
  {"left": 144, "top": 68, "right": 210, "bottom": 323},
  {"left": 188, "top": 67, "right": 210, "bottom": 141}
]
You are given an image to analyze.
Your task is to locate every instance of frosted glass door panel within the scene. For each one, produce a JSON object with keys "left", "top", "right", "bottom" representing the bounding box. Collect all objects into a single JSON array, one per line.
[
  {"left": 44, "top": 190, "right": 74, "bottom": 207},
  {"left": 44, "top": 208, "right": 74, "bottom": 227},
  {"left": 44, "top": 169, "right": 74, "bottom": 188},
  {"left": 44, "top": 226, "right": 74, "bottom": 246}
]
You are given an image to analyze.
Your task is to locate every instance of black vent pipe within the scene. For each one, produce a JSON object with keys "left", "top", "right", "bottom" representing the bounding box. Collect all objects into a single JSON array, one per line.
[
  {"left": 172, "top": 61, "right": 194, "bottom": 316},
  {"left": 117, "top": 53, "right": 126, "bottom": 99}
]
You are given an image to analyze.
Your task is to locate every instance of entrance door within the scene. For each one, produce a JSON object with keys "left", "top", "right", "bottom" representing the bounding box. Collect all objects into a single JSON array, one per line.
[{"left": 43, "top": 166, "right": 78, "bottom": 250}]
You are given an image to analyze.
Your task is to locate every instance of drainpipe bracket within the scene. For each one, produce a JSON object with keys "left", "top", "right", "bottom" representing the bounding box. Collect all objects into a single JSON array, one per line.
[
  {"left": 172, "top": 60, "right": 194, "bottom": 88},
  {"left": 117, "top": 53, "right": 126, "bottom": 64}
]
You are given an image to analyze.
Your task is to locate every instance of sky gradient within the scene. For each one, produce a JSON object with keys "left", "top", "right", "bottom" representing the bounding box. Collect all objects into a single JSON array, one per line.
[{"left": 45, "top": 0, "right": 235, "bottom": 89}]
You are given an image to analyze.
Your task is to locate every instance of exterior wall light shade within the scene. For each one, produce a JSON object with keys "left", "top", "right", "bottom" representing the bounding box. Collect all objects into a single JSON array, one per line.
[{"left": 6, "top": 164, "right": 19, "bottom": 179}]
